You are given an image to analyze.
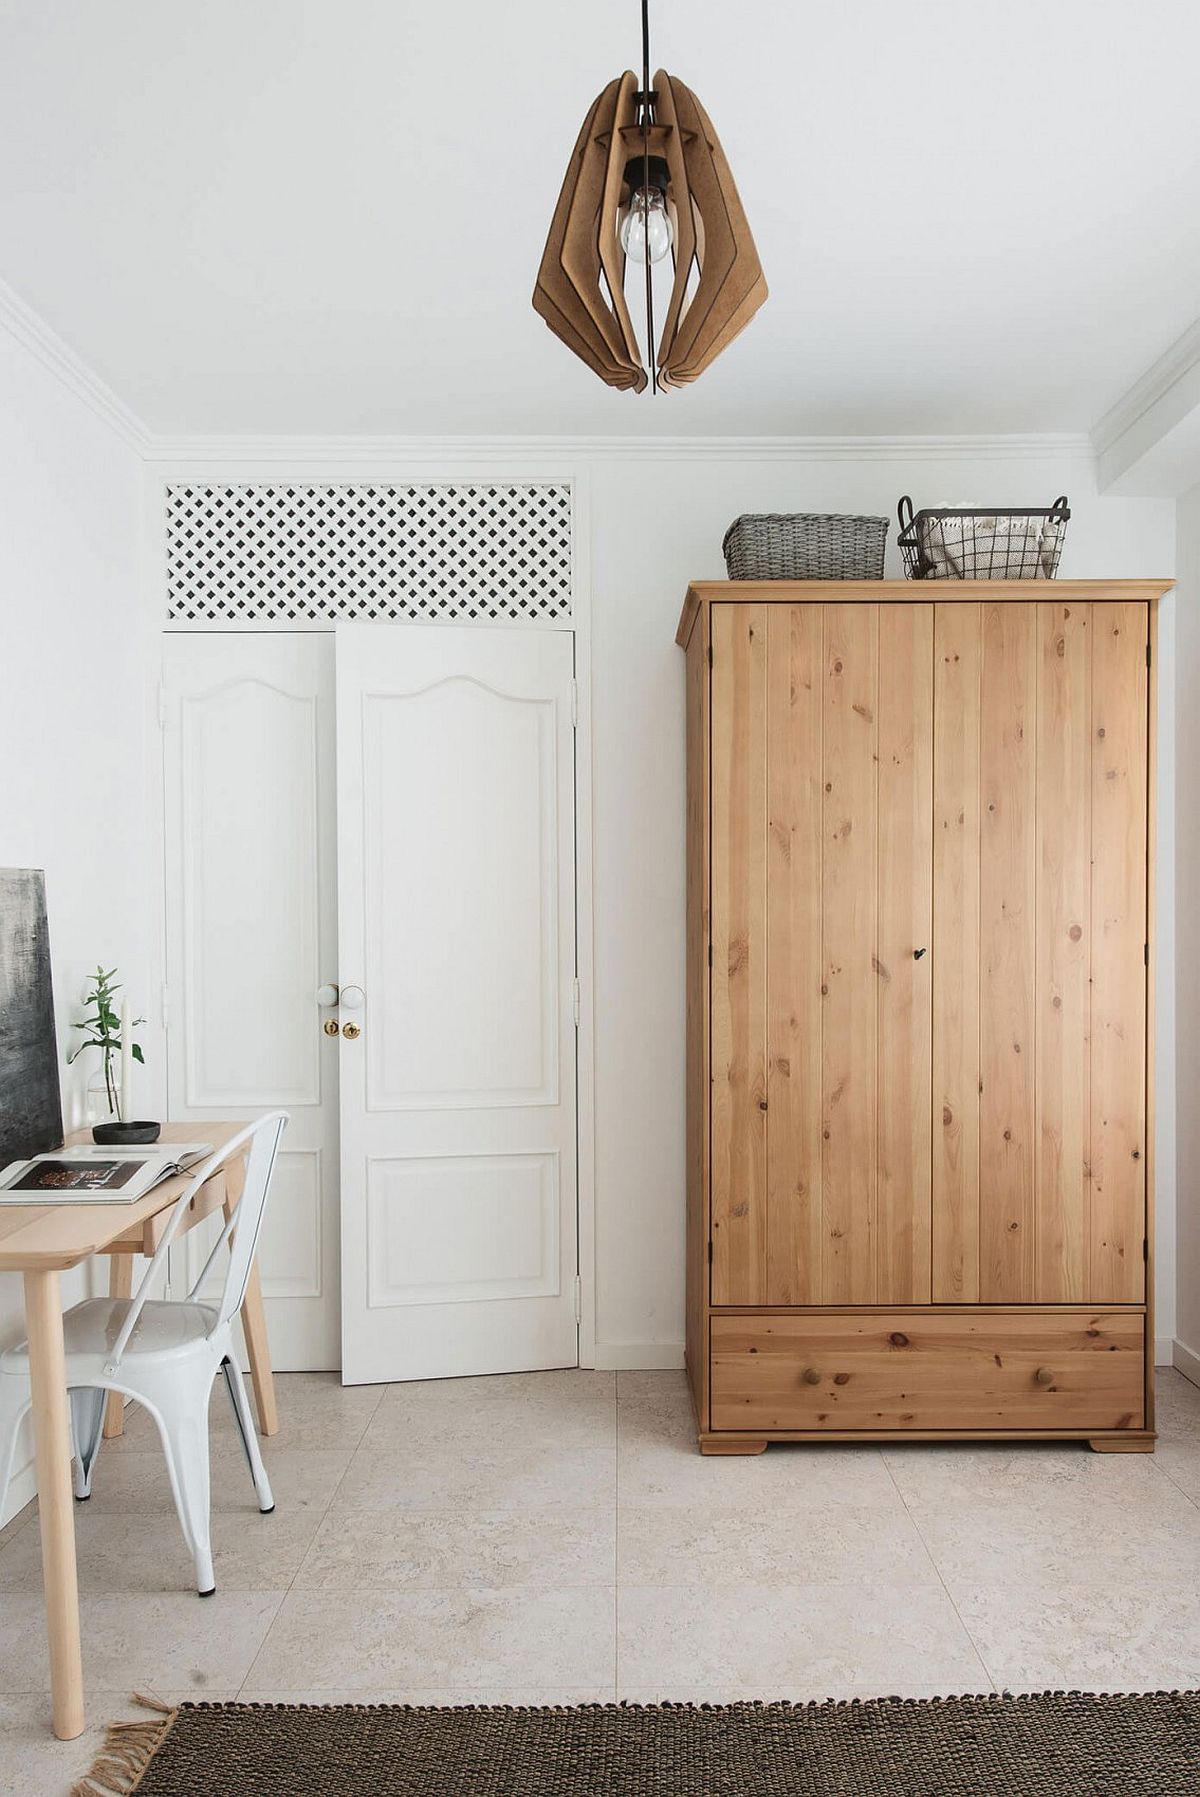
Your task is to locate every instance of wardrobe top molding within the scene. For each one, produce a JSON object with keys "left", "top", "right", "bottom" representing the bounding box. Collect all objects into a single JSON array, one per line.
[{"left": 675, "top": 578, "right": 1175, "bottom": 649}]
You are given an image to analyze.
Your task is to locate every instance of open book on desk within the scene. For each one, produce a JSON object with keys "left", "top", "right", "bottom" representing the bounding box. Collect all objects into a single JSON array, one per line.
[{"left": 0, "top": 1143, "right": 214, "bottom": 1204}]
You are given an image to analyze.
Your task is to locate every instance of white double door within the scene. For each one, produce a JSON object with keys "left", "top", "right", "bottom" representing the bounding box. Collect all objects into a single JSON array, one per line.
[{"left": 161, "top": 625, "right": 579, "bottom": 1383}]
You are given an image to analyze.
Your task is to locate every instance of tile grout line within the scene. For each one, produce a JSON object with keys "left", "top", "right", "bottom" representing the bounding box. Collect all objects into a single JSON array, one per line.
[
  {"left": 879, "top": 1452, "right": 998, "bottom": 1697},
  {"left": 1141, "top": 1375, "right": 1200, "bottom": 1511},
  {"left": 1151, "top": 1455, "right": 1200, "bottom": 1510},
  {"left": 0, "top": 1502, "right": 37, "bottom": 1558}
]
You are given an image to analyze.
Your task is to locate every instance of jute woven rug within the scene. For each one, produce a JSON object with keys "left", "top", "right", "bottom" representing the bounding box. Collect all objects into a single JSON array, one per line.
[{"left": 74, "top": 1690, "right": 1200, "bottom": 1797}]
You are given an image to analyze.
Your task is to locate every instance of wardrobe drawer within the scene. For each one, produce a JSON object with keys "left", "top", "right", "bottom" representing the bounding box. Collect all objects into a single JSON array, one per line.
[{"left": 710, "top": 1310, "right": 1145, "bottom": 1434}]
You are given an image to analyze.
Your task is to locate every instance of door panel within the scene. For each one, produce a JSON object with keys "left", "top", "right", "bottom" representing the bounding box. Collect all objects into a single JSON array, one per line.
[
  {"left": 336, "top": 625, "right": 578, "bottom": 1383},
  {"left": 161, "top": 633, "right": 340, "bottom": 1369},
  {"left": 712, "top": 602, "right": 932, "bottom": 1308},
  {"left": 765, "top": 605, "right": 822, "bottom": 1304},
  {"left": 877, "top": 603, "right": 934, "bottom": 1303},
  {"left": 931, "top": 604, "right": 982, "bottom": 1300},
  {"left": 1090, "top": 603, "right": 1149, "bottom": 1301},
  {"left": 1035, "top": 600, "right": 1091, "bottom": 1301},
  {"left": 361, "top": 679, "right": 559, "bottom": 1113},
  {"left": 931, "top": 599, "right": 1149, "bottom": 1303},
  {"left": 978, "top": 602, "right": 1038, "bottom": 1301},
  {"left": 821, "top": 603, "right": 880, "bottom": 1304},
  {"left": 710, "top": 604, "right": 768, "bottom": 1305}
]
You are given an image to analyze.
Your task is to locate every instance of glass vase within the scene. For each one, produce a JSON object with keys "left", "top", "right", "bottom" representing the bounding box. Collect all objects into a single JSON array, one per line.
[{"left": 85, "top": 1062, "right": 120, "bottom": 1127}]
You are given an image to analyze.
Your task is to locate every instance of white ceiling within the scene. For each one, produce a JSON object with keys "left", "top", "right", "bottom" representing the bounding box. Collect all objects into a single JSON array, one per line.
[{"left": 2, "top": 0, "right": 1199, "bottom": 438}]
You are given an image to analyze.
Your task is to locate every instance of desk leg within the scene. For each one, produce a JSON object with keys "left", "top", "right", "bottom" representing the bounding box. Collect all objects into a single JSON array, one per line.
[
  {"left": 223, "top": 1159, "right": 278, "bottom": 1438},
  {"left": 102, "top": 1254, "right": 133, "bottom": 1438},
  {"left": 24, "top": 1270, "right": 85, "bottom": 1741}
]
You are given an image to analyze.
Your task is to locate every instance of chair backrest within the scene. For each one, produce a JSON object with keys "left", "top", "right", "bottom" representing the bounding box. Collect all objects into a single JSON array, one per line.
[
  {"left": 197, "top": 1111, "right": 288, "bottom": 1327},
  {"left": 102, "top": 1112, "right": 288, "bottom": 1377}
]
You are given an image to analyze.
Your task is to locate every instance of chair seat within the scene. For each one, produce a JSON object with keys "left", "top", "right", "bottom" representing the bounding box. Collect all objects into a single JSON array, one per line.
[{"left": 0, "top": 1297, "right": 219, "bottom": 1375}]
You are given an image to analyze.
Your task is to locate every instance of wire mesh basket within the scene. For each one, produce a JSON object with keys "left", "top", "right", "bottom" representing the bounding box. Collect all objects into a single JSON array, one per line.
[
  {"left": 723, "top": 512, "right": 889, "bottom": 581},
  {"left": 897, "top": 496, "right": 1070, "bottom": 580}
]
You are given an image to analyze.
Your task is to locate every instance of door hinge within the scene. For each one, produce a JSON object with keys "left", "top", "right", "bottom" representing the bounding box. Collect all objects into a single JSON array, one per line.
[
  {"left": 572, "top": 978, "right": 581, "bottom": 1027},
  {"left": 571, "top": 679, "right": 579, "bottom": 727},
  {"left": 160, "top": 982, "right": 171, "bottom": 1029},
  {"left": 707, "top": 942, "right": 713, "bottom": 968},
  {"left": 573, "top": 1275, "right": 582, "bottom": 1325},
  {"left": 707, "top": 1240, "right": 713, "bottom": 1264},
  {"left": 157, "top": 684, "right": 175, "bottom": 730},
  {"left": 707, "top": 644, "right": 713, "bottom": 668},
  {"left": 1147, "top": 639, "right": 1152, "bottom": 668},
  {"left": 1145, "top": 941, "right": 1150, "bottom": 967},
  {"left": 1143, "top": 1237, "right": 1149, "bottom": 1262}
]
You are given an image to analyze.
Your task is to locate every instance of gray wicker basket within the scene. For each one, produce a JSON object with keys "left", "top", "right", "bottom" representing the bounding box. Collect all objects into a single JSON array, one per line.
[{"left": 722, "top": 512, "right": 889, "bottom": 581}]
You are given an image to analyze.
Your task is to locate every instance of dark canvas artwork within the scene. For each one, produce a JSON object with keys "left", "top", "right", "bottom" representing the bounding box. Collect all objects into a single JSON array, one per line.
[{"left": 0, "top": 869, "right": 63, "bottom": 1169}]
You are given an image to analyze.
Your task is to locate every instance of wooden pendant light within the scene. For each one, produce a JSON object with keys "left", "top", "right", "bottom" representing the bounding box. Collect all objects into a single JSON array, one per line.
[{"left": 532, "top": 6, "right": 766, "bottom": 393}]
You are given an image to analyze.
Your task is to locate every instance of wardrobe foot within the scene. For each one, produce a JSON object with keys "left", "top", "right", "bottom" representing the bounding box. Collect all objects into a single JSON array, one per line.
[
  {"left": 1088, "top": 1434, "right": 1155, "bottom": 1453},
  {"left": 699, "top": 1437, "right": 768, "bottom": 1456}
]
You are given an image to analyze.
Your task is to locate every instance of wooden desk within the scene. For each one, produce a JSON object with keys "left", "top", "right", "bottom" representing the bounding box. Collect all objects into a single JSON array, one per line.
[{"left": 0, "top": 1122, "right": 278, "bottom": 1739}]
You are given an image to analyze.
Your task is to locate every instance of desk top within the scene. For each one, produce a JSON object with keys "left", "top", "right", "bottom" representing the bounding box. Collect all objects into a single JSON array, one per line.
[{"left": 0, "top": 1121, "right": 243, "bottom": 1274}]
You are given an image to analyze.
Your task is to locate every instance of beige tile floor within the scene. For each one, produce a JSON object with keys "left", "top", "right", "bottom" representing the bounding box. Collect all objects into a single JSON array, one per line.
[{"left": 3, "top": 1366, "right": 1200, "bottom": 1793}]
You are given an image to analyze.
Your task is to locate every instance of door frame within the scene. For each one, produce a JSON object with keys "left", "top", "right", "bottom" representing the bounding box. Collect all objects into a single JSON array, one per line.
[{"left": 143, "top": 459, "right": 598, "bottom": 1369}]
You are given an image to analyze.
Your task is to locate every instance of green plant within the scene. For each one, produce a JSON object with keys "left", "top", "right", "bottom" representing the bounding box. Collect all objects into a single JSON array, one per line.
[{"left": 67, "top": 965, "right": 145, "bottom": 1121}]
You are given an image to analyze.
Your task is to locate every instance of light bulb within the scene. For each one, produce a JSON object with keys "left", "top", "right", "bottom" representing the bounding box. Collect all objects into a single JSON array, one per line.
[{"left": 621, "top": 186, "right": 674, "bottom": 265}]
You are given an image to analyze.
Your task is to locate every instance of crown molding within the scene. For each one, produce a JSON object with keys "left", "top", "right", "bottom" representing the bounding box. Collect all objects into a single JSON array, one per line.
[
  {"left": 1093, "top": 317, "right": 1200, "bottom": 460},
  {"left": 143, "top": 430, "right": 1094, "bottom": 467},
  {"left": 1093, "top": 315, "right": 1200, "bottom": 495},
  {"left": 0, "top": 275, "right": 152, "bottom": 454},
  {"left": 0, "top": 276, "right": 1100, "bottom": 469}
]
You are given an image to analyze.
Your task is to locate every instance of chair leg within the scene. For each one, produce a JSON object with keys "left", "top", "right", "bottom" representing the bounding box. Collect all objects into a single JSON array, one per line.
[
  {"left": 155, "top": 1398, "right": 216, "bottom": 1596},
  {"left": 68, "top": 1388, "right": 107, "bottom": 1501},
  {"left": 221, "top": 1357, "right": 274, "bottom": 1514}
]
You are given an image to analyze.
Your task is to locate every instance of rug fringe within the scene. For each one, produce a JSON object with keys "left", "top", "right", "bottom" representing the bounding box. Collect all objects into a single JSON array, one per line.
[{"left": 70, "top": 1694, "right": 178, "bottom": 1797}]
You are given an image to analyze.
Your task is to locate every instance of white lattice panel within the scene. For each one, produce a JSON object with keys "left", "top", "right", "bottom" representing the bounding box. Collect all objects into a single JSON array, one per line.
[{"left": 165, "top": 484, "right": 573, "bottom": 625}]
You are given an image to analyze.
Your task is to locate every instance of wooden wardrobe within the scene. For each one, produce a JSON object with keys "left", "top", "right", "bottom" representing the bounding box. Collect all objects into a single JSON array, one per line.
[{"left": 679, "top": 579, "right": 1170, "bottom": 1455}]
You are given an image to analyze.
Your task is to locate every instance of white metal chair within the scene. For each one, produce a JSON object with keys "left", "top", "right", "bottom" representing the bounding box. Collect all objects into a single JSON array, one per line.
[{"left": 0, "top": 1111, "right": 288, "bottom": 1596}]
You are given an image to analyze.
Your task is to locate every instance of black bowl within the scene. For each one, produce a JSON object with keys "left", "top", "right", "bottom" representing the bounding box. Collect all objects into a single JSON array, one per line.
[{"left": 92, "top": 1121, "right": 161, "bottom": 1146}]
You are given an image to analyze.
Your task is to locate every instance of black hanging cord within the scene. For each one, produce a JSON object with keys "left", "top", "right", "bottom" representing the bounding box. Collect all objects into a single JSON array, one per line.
[{"left": 640, "top": 0, "right": 657, "bottom": 393}]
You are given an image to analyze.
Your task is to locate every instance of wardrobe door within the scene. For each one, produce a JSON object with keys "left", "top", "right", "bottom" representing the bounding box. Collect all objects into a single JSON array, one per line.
[
  {"left": 710, "top": 602, "right": 933, "bottom": 1307},
  {"left": 932, "top": 599, "right": 1148, "bottom": 1304}
]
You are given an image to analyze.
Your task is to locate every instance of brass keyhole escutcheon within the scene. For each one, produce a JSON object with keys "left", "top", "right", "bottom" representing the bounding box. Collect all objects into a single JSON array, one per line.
[
  {"left": 323, "top": 1019, "right": 340, "bottom": 1037},
  {"left": 342, "top": 1021, "right": 362, "bottom": 1040}
]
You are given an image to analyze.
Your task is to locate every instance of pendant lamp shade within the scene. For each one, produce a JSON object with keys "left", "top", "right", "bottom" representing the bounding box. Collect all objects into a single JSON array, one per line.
[{"left": 533, "top": 68, "right": 767, "bottom": 392}]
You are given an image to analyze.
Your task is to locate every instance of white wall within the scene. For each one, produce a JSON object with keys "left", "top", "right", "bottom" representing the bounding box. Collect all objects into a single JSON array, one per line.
[
  {"left": 586, "top": 448, "right": 1176, "bottom": 1363},
  {"left": 0, "top": 324, "right": 152, "bottom": 1523},
  {"left": 1173, "top": 482, "right": 1200, "bottom": 1377}
]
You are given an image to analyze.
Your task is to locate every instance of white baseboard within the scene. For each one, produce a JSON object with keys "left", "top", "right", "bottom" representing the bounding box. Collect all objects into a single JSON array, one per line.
[
  {"left": 0, "top": 1455, "right": 36, "bottom": 1533},
  {"left": 1156, "top": 1337, "right": 1175, "bottom": 1368},
  {"left": 1172, "top": 1338, "right": 1200, "bottom": 1388},
  {"left": 594, "top": 1342, "right": 686, "bottom": 1371}
]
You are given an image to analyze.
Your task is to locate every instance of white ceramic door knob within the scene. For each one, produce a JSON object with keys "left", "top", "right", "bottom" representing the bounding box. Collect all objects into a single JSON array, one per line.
[
  {"left": 316, "top": 983, "right": 340, "bottom": 1007},
  {"left": 340, "top": 985, "right": 366, "bottom": 1011}
]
